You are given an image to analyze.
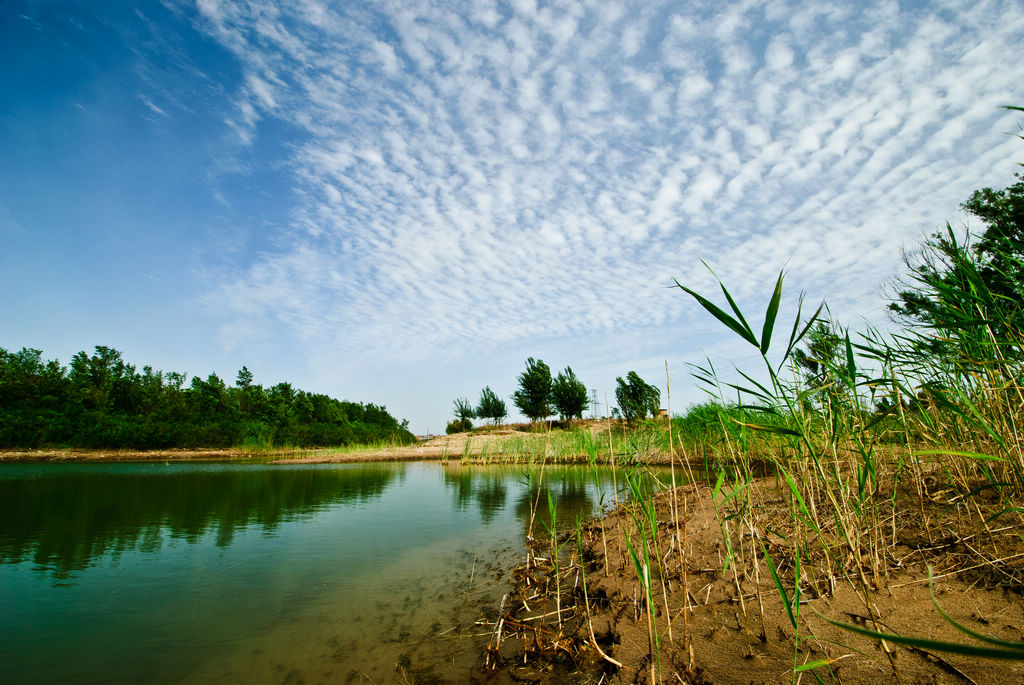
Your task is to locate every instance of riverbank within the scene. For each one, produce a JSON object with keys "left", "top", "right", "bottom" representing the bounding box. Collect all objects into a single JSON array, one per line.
[
  {"left": 0, "top": 421, "right": 679, "bottom": 464},
  {"left": 0, "top": 434, "right": 492, "bottom": 462},
  {"left": 480, "top": 479, "right": 1024, "bottom": 684},
  {"left": 0, "top": 446, "right": 422, "bottom": 462}
]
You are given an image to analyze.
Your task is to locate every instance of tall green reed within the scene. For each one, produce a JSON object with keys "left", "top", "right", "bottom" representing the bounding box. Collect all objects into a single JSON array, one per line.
[{"left": 677, "top": 227, "right": 1024, "bottom": 676}]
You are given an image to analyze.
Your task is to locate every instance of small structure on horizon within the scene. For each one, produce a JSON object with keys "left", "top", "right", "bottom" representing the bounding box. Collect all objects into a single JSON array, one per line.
[{"left": 657, "top": 408, "right": 669, "bottom": 418}]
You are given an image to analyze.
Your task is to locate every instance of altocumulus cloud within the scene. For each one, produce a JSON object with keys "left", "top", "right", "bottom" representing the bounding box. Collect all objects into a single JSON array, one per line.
[{"left": 192, "top": 0, "right": 1024, "bottom": 373}]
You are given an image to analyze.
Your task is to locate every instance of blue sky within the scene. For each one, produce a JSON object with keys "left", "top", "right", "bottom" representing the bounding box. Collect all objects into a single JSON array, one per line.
[{"left": 1, "top": 0, "right": 1022, "bottom": 435}]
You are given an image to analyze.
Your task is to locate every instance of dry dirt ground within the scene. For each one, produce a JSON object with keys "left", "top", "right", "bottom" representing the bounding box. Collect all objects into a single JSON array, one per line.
[{"left": 475, "top": 482, "right": 1024, "bottom": 684}]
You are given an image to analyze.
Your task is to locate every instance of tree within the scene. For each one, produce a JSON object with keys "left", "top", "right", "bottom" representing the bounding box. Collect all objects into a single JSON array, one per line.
[
  {"left": 476, "top": 386, "right": 507, "bottom": 425},
  {"left": 512, "top": 357, "right": 552, "bottom": 422},
  {"left": 450, "top": 397, "right": 475, "bottom": 432},
  {"left": 890, "top": 173, "right": 1024, "bottom": 337},
  {"left": 551, "top": 366, "right": 587, "bottom": 421},
  {"left": 615, "top": 371, "right": 660, "bottom": 421},
  {"left": 236, "top": 366, "right": 254, "bottom": 389},
  {"left": 792, "top": 320, "right": 850, "bottom": 410},
  {"left": 0, "top": 344, "right": 417, "bottom": 449},
  {"left": 963, "top": 173, "right": 1024, "bottom": 300},
  {"left": 792, "top": 321, "right": 843, "bottom": 386}
]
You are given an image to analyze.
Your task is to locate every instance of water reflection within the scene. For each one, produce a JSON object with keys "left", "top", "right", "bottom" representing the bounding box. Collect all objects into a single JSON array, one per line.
[
  {"left": 0, "top": 461, "right": 671, "bottom": 685},
  {"left": 441, "top": 466, "right": 512, "bottom": 524},
  {"left": 0, "top": 463, "right": 399, "bottom": 576},
  {"left": 440, "top": 463, "right": 663, "bottom": 541}
]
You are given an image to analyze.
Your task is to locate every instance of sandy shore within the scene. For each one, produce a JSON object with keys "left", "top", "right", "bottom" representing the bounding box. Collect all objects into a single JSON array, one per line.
[
  {"left": 0, "top": 433, "right": 505, "bottom": 463},
  {"left": 0, "top": 424, "right": 673, "bottom": 464},
  {"left": 479, "top": 482, "right": 1024, "bottom": 684}
]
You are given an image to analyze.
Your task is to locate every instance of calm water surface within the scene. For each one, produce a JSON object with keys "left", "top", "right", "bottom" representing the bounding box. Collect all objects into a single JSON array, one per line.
[{"left": 0, "top": 461, "right": 664, "bottom": 684}]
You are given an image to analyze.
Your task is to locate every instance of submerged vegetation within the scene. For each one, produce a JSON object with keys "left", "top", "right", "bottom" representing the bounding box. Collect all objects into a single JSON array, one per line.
[{"left": 0, "top": 346, "right": 415, "bottom": 449}]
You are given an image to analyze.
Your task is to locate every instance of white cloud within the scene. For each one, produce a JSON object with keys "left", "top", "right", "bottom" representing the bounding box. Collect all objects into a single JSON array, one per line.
[
  {"left": 245, "top": 73, "right": 277, "bottom": 109},
  {"left": 191, "top": 0, "right": 1024, "bottom": 429},
  {"left": 370, "top": 40, "right": 401, "bottom": 76}
]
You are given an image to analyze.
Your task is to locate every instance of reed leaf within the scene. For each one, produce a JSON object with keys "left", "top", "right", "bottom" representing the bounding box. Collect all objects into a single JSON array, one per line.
[
  {"left": 813, "top": 611, "right": 1024, "bottom": 661},
  {"left": 724, "top": 382, "right": 772, "bottom": 403},
  {"left": 674, "top": 279, "right": 759, "bottom": 348},
  {"left": 734, "top": 421, "right": 803, "bottom": 438},
  {"left": 794, "top": 659, "right": 836, "bottom": 673},
  {"left": 761, "top": 540, "right": 797, "bottom": 629},
  {"left": 915, "top": 449, "right": 1007, "bottom": 463},
  {"left": 761, "top": 270, "right": 785, "bottom": 354},
  {"left": 984, "top": 507, "right": 1024, "bottom": 523},
  {"left": 782, "top": 300, "right": 825, "bottom": 370}
]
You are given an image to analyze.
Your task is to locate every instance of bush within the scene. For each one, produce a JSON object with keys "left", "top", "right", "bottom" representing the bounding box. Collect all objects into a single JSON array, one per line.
[{"left": 446, "top": 418, "right": 473, "bottom": 434}]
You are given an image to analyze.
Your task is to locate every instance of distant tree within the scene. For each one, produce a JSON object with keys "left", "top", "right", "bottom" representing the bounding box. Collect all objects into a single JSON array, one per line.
[
  {"left": 551, "top": 366, "right": 587, "bottom": 421},
  {"left": 512, "top": 357, "right": 552, "bottom": 422},
  {"left": 791, "top": 320, "right": 851, "bottom": 410},
  {"left": 792, "top": 321, "right": 843, "bottom": 387},
  {"left": 446, "top": 419, "right": 469, "bottom": 435},
  {"left": 0, "top": 344, "right": 416, "bottom": 449},
  {"left": 615, "top": 371, "right": 660, "bottom": 421},
  {"left": 236, "top": 366, "right": 254, "bottom": 389},
  {"left": 166, "top": 371, "right": 187, "bottom": 391},
  {"left": 452, "top": 397, "right": 475, "bottom": 431},
  {"left": 476, "top": 386, "right": 507, "bottom": 425}
]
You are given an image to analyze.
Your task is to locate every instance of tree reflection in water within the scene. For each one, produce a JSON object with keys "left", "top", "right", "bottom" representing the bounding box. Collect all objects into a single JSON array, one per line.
[{"left": 0, "top": 463, "right": 399, "bottom": 577}]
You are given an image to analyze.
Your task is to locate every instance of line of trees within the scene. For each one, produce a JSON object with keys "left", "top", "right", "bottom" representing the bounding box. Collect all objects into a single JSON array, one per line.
[
  {"left": 0, "top": 345, "right": 415, "bottom": 449},
  {"left": 512, "top": 358, "right": 590, "bottom": 422},
  {"left": 447, "top": 386, "right": 509, "bottom": 434},
  {"left": 614, "top": 371, "right": 661, "bottom": 421},
  {"left": 447, "top": 358, "right": 662, "bottom": 432}
]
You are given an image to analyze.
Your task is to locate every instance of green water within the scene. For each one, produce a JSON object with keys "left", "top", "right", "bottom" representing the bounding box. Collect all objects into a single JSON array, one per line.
[{"left": 0, "top": 461, "right": 663, "bottom": 683}]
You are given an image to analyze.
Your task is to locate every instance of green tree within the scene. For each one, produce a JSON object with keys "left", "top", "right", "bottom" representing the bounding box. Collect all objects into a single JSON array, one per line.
[
  {"left": 450, "top": 397, "right": 475, "bottom": 432},
  {"left": 551, "top": 366, "right": 587, "bottom": 421},
  {"left": 444, "top": 419, "right": 468, "bottom": 434},
  {"left": 890, "top": 173, "right": 1024, "bottom": 342},
  {"left": 0, "top": 344, "right": 416, "bottom": 449},
  {"left": 792, "top": 321, "right": 843, "bottom": 386},
  {"left": 614, "top": 371, "right": 660, "bottom": 421},
  {"left": 475, "top": 386, "right": 507, "bottom": 425},
  {"left": 512, "top": 357, "right": 552, "bottom": 422},
  {"left": 791, "top": 320, "right": 850, "bottom": 410},
  {"left": 963, "top": 173, "right": 1024, "bottom": 299},
  {"left": 236, "top": 366, "right": 254, "bottom": 389}
]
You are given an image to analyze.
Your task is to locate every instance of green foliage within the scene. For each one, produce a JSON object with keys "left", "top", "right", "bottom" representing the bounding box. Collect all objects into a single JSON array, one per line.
[
  {"left": 614, "top": 371, "right": 660, "bottom": 421},
  {"left": 0, "top": 345, "right": 415, "bottom": 449},
  {"left": 236, "top": 365, "right": 254, "bottom": 389},
  {"left": 513, "top": 357, "right": 552, "bottom": 422},
  {"left": 891, "top": 174, "right": 1024, "bottom": 347},
  {"left": 446, "top": 418, "right": 472, "bottom": 434},
  {"left": 475, "top": 386, "right": 507, "bottom": 425},
  {"left": 672, "top": 401, "right": 748, "bottom": 449},
  {"left": 792, "top": 320, "right": 843, "bottom": 386},
  {"left": 452, "top": 397, "right": 475, "bottom": 422},
  {"left": 551, "top": 366, "right": 587, "bottom": 421}
]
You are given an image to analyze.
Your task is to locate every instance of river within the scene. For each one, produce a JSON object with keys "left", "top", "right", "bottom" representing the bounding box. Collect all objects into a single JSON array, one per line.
[{"left": 0, "top": 460, "right": 664, "bottom": 683}]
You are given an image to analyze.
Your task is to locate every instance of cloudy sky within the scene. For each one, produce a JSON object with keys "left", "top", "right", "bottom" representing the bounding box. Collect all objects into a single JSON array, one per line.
[{"left": 2, "top": 0, "right": 1022, "bottom": 434}]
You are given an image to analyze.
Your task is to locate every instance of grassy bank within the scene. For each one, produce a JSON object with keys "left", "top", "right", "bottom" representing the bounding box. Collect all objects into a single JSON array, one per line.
[{"left": 477, "top": 234, "right": 1024, "bottom": 682}]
